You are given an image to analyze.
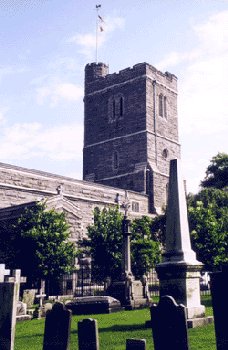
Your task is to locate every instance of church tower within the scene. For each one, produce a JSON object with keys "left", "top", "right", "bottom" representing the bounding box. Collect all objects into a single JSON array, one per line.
[{"left": 83, "top": 62, "right": 181, "bottom": 213}]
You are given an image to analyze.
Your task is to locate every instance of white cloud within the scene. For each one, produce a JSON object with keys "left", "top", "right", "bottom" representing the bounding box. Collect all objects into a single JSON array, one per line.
[
  {"left": 0, "top": 122, "right": 83, "bottom": 162},
  {"left": 157, "top": 10, "right": 228, "bottom": 193},
  {"left": 36, "top": 82, "right": 83, "bottom": 106},
  {"left": 0, "top": 108, "right": 7, "bottom": 126},
  {"left": 68, "top": 15, "right": 125, "bottom": 59},
  {"left": 0, "top": 65, "right": 27, "bottom": 83},
  {"left": 158, "top": 10, "right": 228, "bottom": 136},
  {"left": 48, "top": 57, "right": 80, "bottom": 72},
  {"left": 193, "top": 11, "right": 228, "bottom": 54}
]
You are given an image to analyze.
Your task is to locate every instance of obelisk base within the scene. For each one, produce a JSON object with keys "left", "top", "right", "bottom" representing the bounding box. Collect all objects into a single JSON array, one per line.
[{"left": 156, "top": 262, "right": 206, "bottom": 320}]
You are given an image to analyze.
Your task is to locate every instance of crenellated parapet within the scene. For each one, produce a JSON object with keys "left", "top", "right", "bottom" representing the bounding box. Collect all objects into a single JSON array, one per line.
[{"left": 84, "top": 62, "right": 177, "bottom": 95}]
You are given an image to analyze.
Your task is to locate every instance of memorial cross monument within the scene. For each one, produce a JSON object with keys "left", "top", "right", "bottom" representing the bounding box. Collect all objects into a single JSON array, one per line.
[{"left": 107, "top": 192, "right": 148, "bottom": 309}]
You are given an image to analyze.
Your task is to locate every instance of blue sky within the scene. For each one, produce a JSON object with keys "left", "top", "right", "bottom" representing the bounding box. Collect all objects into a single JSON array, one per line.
[{"left": 0, "top": 0, "right": 227, "bottom": 193}]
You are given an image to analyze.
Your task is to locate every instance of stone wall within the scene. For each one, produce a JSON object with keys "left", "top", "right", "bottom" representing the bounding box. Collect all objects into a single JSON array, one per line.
[{"left": 0, "top": 162, "right": 151, "bottom": 242}]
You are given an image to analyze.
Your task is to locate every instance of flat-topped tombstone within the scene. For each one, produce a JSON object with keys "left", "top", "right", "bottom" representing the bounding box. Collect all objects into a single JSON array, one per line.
[
  {"left": 43, "top": 302, "right": 72, "bottom": 350},
  {"left": 150, "top": 295, "right": 189, "bottom": 350},
  {"left": 78, "top": 318, "right": 99, "bottom": 350},
  {"left": 126, "top": 338, "right": 146, "bottom": 350},
  {"left": 65, "top": 296, "right": 122, "bottom": 315}
]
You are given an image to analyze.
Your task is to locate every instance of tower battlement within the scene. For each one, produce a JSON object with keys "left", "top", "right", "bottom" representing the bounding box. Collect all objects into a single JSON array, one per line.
[{"left": 85, "top": 62, "right": 177, "bottom": 95}]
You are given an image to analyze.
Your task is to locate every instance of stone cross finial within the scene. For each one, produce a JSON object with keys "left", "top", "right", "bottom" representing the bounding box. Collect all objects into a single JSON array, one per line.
[
  {"left": 57, "top": 184, "right": 64, "bottom": 198},
  {"left": 121, "top": 191, "right": 131, "bottom": 217},
  {"left": 0, "top": 264, "right": 10, "bottom": 282}
]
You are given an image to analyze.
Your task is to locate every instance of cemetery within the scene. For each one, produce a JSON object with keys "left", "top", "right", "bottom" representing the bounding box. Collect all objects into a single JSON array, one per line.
[
  {"left": 0, "top": 158, "right": 227, "bottom": 350},
  {"left": 0, "top": 43, "right": 226, "bottom": 348}
]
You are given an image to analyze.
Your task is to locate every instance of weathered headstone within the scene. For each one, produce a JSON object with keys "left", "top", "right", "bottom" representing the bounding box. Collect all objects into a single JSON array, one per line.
[
  {"left": 22, "top": 289, "right": 36, "bottom": 308},
  {"left": 126, "top": 338, "right": 146, "bottom": 350},
  {"left": 43, "top": 302, "right": 72, "bottom": 350},
  {"left": 0, "top": 265, "right": 26, "bottom": 350},
  {"left": 156, "top": 159, "right": 208, "bottom": 326},
  {"left": 150, "top": 295, "right": 189, "bottom": 350},
  {"left": 78, "top": 318, "right": 99, "bottom": 350},
  {"left": 210, "top": 265, "right": 228, "bottom": 350}
]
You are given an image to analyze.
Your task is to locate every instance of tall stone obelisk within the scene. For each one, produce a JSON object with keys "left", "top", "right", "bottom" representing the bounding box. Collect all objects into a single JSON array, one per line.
[{"left": 156, "top": 159, "right": 206, "bottom": 323}]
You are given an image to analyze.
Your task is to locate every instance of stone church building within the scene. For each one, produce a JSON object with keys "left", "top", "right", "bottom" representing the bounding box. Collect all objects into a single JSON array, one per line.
[{"left": 0, "top": 62, "right": 180, "bottom": 291}]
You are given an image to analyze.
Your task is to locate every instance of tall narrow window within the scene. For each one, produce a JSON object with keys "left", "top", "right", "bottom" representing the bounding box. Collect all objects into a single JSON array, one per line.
[
  {"left": 159, "top": 94, "right": 167, "bottom": 118},
  {"left": 159, "top": 94, "right": 163, "bottom": 117},
  {"left": 119, "top": 96, "right": 124, "bottom": 117},
  {"left": 113, "top": 99, "right": 116, "bottom": 119},
  {"left": 113, "top": 151, "right": 119, "bottom": 170},
  {"left": 164, "top": 96, "right": 167, "bottom": 118}
]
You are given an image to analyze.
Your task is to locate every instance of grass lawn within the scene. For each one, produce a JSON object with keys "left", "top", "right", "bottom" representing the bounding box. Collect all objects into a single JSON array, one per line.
[{"left": 15, "top": 296, "right": 216, "bottom": 350}]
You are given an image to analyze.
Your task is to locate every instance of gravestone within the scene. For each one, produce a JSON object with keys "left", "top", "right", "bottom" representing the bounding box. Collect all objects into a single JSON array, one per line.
[
  {"left": 156, "top": 159, "right": 211, "bottom": 327},
  {"left": 150, "top": 295, "right": 189, "bottom": 350},
  {"left": 43, "top": 302, "right": 72, "bottom": 350},
  {"left": 65, "top": 295, "right": 122, "bottom": 315},
  {"left": 0, "top": 265, "right": 27, "bottom": 350},
  {"left": 126, "top": 338, "right": 146, "bottom": 350},
  {"left": 22, "top": 289, "right": 36, "bottom": 308},
  {"left": 210, "top": 265, "right": 228, "bottom": 350},
  {"left": 78, "top": 318, "right": 99, "bottom": 350}
]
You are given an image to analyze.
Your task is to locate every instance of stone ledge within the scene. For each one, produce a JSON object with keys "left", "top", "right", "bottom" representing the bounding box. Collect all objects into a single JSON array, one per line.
[
  {"left": 16, "top": 315, "right": 32, "bottom": 322},
  {"left": 187, "top": 316, "right": 214, "bottom": 328}
]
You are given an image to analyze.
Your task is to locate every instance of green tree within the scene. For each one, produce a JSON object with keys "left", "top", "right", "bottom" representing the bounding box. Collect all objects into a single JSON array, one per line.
[
  {"left": 201, "top": 152, "right": 228, "bottom": 189},
  {"left": 6, "top": 202, "right": 76, "bottom": 285},
  {"left": 85, "top": 206, "right": 123, "bottom": 282},
  {"left": 188, "top": 188, "right": 228, "bottom": 269},
  {"left": 84, "top": 207, "right": 162, "bottom": 281},
  {"left": 131, "top": 216, "right": 162, "bottom": 278}
]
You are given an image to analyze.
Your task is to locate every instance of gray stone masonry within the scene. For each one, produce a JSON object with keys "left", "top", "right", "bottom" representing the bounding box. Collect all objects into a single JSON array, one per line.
[
  {"left": 83, "top": 62, "right": 181, "bottom": 213},
  {"left": 0, "top": 162, "right": 152, "bottom": 243}
]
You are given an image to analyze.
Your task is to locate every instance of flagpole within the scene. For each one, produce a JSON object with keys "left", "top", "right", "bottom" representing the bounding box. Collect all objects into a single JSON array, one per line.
[{"left": 95, "top": 5, "right": 101, "bottom": 63}]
